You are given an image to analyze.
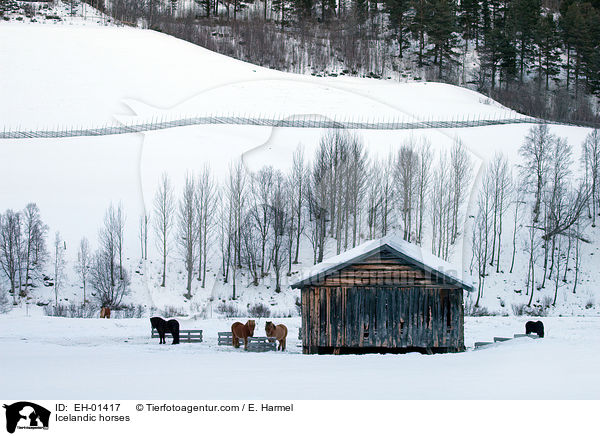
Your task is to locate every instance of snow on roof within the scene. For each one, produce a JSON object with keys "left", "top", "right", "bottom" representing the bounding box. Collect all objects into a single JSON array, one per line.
[{"left": 290, "top": 234, "right": 474, "bottom": 291}]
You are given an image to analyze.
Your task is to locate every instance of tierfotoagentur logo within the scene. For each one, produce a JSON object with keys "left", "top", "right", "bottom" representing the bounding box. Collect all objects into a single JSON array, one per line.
[{"left": 3, "top": 402, "right": 50, "bottom": 434}]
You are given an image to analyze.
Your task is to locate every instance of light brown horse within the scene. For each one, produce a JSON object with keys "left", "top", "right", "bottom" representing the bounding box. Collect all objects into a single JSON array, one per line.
[
  {"left": 231, "top": 320, "right": 256, "bottom": 350},
  {"left": 100, "top": 307, "right": 111, "bottom": 319},
  {"left": 265, "top": 321, "right": 288, "bottom": 351}
]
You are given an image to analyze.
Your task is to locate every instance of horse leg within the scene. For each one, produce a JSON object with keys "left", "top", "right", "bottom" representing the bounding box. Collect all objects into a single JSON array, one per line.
[
  {"left": 244, "top": 337, "right": 248, "bottom": 350},
  {"left": 281, "top": 338, "right": 286, "bottom": 351}
]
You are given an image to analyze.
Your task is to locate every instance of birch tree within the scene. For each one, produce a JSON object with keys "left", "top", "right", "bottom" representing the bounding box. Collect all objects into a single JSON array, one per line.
[
  {"left": 22, "top": 203, "right": 47, "bottom": 293},
  {"left": 225, "top": 160, "right": 247, "bottom": 299},
  {"left": 53, "top": 232, "right": 66, "bottom": 307},
  {"left": 450, "top": 139, "right": 472, "bottom": 244},
  {"left": 195, "top": 165, "right": 217, "bottom": 288},
  {"left": 0, "top": 210, "right": 22, "bottom": 302},
  {"left": 582, "top": 129, "right": 599, "bottom": 226},
  {"left": 519, "top": 124, "right": 553, "bottom": 222},
  {"left": 76, "top": 237, "right": 91, "bottom": 304},
  {"left": 178, "top": 173, "right": 198, "bottom": 297},
  {"left": 153, "top": 173, "right": 176, "bottom": 287}
]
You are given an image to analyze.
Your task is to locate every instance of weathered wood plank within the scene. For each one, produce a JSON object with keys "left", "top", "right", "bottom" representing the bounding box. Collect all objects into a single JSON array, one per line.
[
  {"left": 301, "top": 289, "right": 308, "bottom": 350},
  {"left": 433, "top": 289, "right": 440, "bottom": 348},
  {"left": 358, "top": 287, "right": 365, "bottom": 347},
  {"left": 377, "top": 288, "right": 387, "bottom": 347},
  {"left": 345, "top": 287, "right": 352, "bottom": 347}
]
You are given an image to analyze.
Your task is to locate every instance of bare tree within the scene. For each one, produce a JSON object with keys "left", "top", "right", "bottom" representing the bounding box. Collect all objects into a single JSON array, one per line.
[
  {"left": 366, "top": 159, "right": 382, "bottom": 239},
  {"left": 346, "top": 134, "right": 368, "bottom": 249},
  {"left": 449, "top": 139, "right": 472, "bottom": 244},
  {"left": 90, "top": 250, "right": 130, "bottom": 308},
  {"left": 472, "top": 168, "right": 493, "bottom": 307},
  {"left": 22, "top": 203, "right": 47, "bottom": 294},
  {"left": 488, "top": 153, "right": 512, "bottom": 272},
  {"left": 53, "top": 232, "right": 66, "bottom": 307},
  {"left": 139, "top": 213, "right": 150, "bottom": 261},
  {"left": 551, "top": 233, "right": 566, "bottom": 306},
  {"left": 415, "top": 139, "right": 432, "bottom": 244},
  {"left": 430, "top": 151, "right": 453, "bottom": 260},
  {"left": 572, "top": 219, "right": 582, "bottom": 294},
  {"left": 153, "top": 173, "right": 176, "bottom": 287},
  {"left": 195, "top": 165, "right": 217, "bottom": 288},
  {"left": 76, "top": 237, "right": 91, "bottom": 304},
  {"left": 395, "top": 140, "right": 418, "bottom": 242},
  {"left": 307, "top": 142, "right": 330, "bottom": 263},
  {"left": 519, "top": 124, "right": 553, "bottom": 222},
  {"left": 249, "top": 166, "right": 275, "bottom": 277},
  {"left": 218, "top": 194, "right": 233, "bottom": 284},
  {"left": 240, "top": 215, "right": 261, "bottom": 286},
  {"left": 509, "top": 182, "right": 526, "bottom": 274},
  {"left": 582, "top": 129, "right": 600, "bottom": 227},
  {"left": 525, "top": 221, "right": 540, "bottom": 306},
  {"left": 178, "top": 173, "right": 198, "bottom": 298},
  {"left": 0, "top": 210, "right": 22, "bottom": 302},
  {"left": 270, "top": 170, "right": 289, "bottom": 292},
  {"left": 379, "top": 157, "right": 395, "bottom": 237},
  {"left": 225, "top": 160, "right": 247, "bottom": 299},
  {"left": 290, "top": 146, "right": 307, "bottom": 265}
]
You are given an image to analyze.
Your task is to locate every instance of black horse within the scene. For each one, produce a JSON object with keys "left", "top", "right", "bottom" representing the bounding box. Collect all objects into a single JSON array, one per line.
[
  {"left": 150, "top": 317, "right": 180, "bottom": 344},
  {"left": 525, "top": 320, "right": 545, "bottom": 338}
]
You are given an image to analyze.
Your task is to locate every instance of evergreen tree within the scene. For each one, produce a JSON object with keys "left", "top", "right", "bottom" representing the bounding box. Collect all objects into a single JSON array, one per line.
[
  {"left": 534, "top": 14, "right": 561, "bottom": 90},
  {"left": 292, "top": 0, "right": 313, "bottom": 18},
  {"left": 507, "top": 0, "right": 542, "bottom": 81},
  {"left": 353, "top": 0, "right": 369, "bottom": 24},
  {"left": 562, "top": 3, "right": 600, "bottom": 97},
  {"left": 410, "top": 0, "right": 432, "bottom": 66},
  {"left": 194, "top": 0, "right": 211, "bottom": 17},
  {"left": 480, "top": 26, "right": 513, "bottom": 89},
  {"left": 272, "top": 0, "right": 291, "bottom": 28},
  {"left": 319, "top": 0, "right": 336, "bottom": 21},
  {"left": 426, "top": 0, "right": 458, "bottom": 78},
  {"left": 458, "top": 0, "right": 480, "bottom": 48},
  {"left": 384, "top": 0, "right": 411, "bottom": 57},
  {"left": 576, "top": 4, "right": 600, "bottom": 96}
]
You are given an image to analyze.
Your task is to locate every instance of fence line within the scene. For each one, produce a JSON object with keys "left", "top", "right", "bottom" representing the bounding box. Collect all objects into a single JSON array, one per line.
[{"left": 0, "top": 114, "right": 593, "bottom": 139}]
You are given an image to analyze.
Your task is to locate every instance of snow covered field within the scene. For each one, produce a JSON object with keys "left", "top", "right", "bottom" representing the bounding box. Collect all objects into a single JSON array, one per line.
[{"left": 1, "top": 312, "right": 599, "bottom": 399}]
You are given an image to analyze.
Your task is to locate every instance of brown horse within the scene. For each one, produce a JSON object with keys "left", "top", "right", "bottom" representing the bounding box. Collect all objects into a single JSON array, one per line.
[
  {"left": 100, "top": 307, "right": 111, "bottom": 319},
  {"left": 265, "top": 321, "right": 288, "bottom": 351},
  {"left": 231, "top": 320, "right": 256, "bottom": 350}
]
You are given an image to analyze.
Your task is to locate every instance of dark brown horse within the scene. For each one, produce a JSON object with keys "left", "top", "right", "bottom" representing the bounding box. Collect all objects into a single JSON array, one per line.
[
  {"left": 265, "top": 321, "right": 288, "bottom": 351},
  {"left": 100, "top": 307, "right": 111, "bottom": 319},
  {"left": 150, "top": 317, "right": 180, "bottom": 344},
  {"left": 525, "top": 320, "right": 545, "bottom": 338},
  {"left": 231, "top": 320, "right": 256, "bottom": 350}
]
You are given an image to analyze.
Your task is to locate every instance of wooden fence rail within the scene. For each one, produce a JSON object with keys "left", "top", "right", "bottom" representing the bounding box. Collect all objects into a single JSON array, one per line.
[
  {"left": 217, "top": 332, "right": 276, "bottom": 352},
  {"left": 151, "top": 328, "right": 203, "bottom": 343}
]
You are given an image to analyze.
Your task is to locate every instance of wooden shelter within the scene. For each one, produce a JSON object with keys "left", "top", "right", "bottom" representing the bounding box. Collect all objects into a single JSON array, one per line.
[{"left": 291, "top": 235, "right": 474, "bottom": 354}]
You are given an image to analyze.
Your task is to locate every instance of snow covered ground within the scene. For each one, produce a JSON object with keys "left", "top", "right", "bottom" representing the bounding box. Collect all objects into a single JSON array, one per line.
[{"left": 1, "top": 311, "right": 598, "bottom": 399}]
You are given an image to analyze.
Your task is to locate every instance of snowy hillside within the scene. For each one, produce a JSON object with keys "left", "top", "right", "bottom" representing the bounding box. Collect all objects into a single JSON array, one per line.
[{"left": 0, "top": 21, "right": 599, "bottom": 319}]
